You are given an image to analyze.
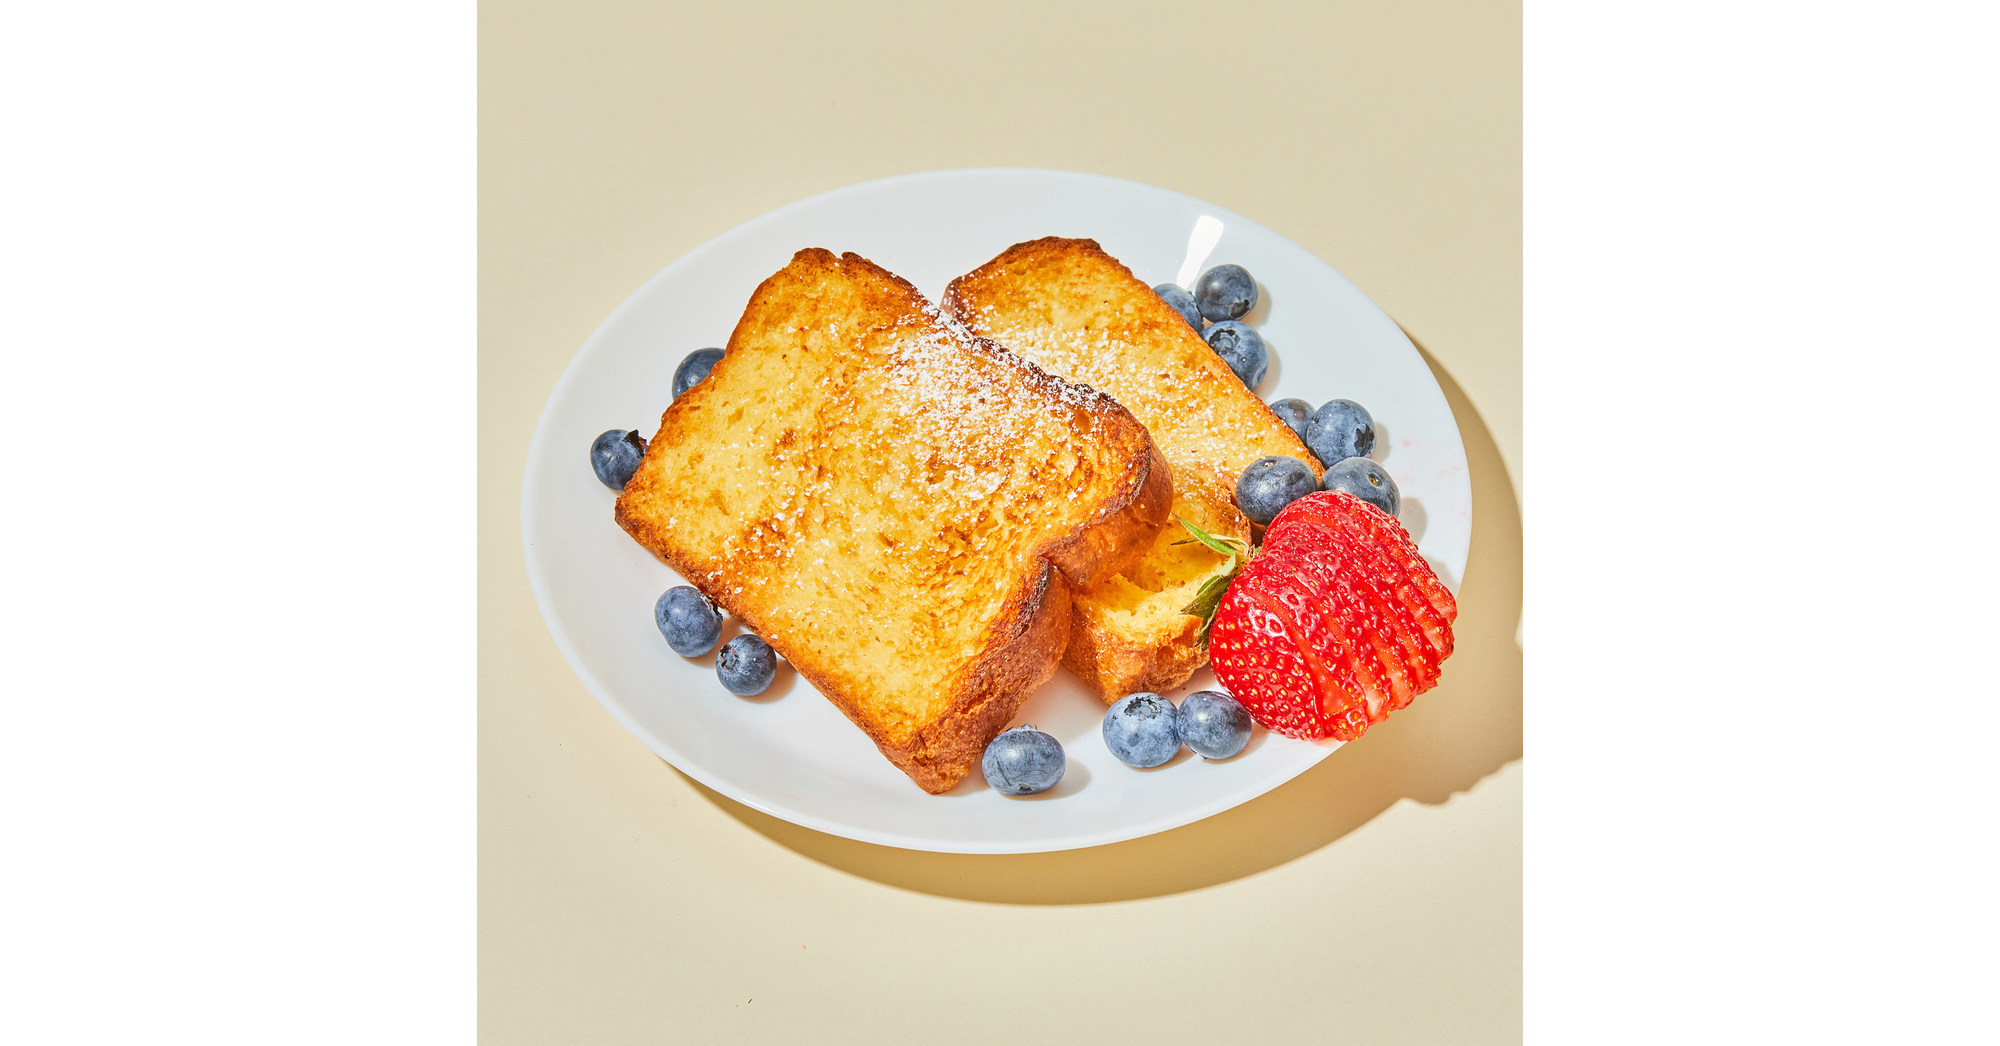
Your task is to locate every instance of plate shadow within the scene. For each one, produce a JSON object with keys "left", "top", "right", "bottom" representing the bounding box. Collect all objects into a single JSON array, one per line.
[{"left": 680, "top": 331, "right": 1521, "bottom": 904}]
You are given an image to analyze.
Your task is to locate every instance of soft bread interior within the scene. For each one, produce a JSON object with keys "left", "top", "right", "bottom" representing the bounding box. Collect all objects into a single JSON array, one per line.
[{"left": 1072, "top": 486, "right": 1234, "bottom": 640}]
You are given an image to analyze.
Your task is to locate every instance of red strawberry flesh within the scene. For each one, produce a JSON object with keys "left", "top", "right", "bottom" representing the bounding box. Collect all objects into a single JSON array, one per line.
[{"left": 1207, "top": 491, "right": 1458, "bottom": 741}]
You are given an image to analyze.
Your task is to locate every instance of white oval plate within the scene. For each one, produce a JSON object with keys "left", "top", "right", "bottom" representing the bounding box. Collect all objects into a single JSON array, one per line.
[{"left": 522, "top": 169, "right": 1470, "bottom": 854}]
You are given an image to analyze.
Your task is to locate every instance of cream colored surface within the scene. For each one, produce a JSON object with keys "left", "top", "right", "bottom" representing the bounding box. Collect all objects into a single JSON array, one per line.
[{"left": 480, "top": 2, "right": 1521, "bottom": 1043}]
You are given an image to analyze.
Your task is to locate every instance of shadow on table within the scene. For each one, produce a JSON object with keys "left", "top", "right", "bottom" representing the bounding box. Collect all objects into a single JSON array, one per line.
[{"left": 679, "top": 334, "right": 1522, "bottom": 905}]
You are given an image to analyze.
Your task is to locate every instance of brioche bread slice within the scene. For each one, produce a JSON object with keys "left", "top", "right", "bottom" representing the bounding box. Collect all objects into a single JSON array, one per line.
[
  {"left": 616, "top": 248, "right": 1171, "bottom": 793},
  {"left": 944, "top": 237, "right": 1319, "bottom": 701}
]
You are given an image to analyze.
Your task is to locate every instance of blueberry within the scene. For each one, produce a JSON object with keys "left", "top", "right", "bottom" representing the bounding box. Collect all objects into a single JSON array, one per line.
[
  {"left": 1102, "top": 692, "right": 1182, "bottom": 768},
  {"left": 1235, "top": 455, "right": 1318, "bottom": 526},
  {"left": 1204, "top": 321, "right": 1268, "bottom": 388},
  {"left": 1321, "top": 456, "right": 1401, "bottom": 517},
  {"left": 1194, "top": 264, "right": 1258, "bottom": 322},
  {"left": 1153, "top": 284, "right": 1204, "bottom": 331},
  {"left": 590, "top": 429, "right": 646, "bottom": 491},
  {"left": 1305, "top": 399, "right": 1376, "bottom": 466},
  {"left": 1180, "top": 690, "right": 1253, "bottom": 760},
  {"left": 672, "top": 347, "right": 725, "bottom": 399},
  {"left": 655, "top": 586, "right": 723, "bottom": 657},
  {"left": 981, "top": 726, "right": 1065, "bottom": 795},
  {"left": 1268, "top": 397, "right": 1313, "bottom": 443},
  {"left": 716, "top": 634, "right": 777, "bottom": 696}
]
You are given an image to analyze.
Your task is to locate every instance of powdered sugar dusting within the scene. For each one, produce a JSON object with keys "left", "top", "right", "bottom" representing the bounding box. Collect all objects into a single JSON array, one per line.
[
  {"left": 636, "top": 255, "right": 1143, "bottom": 710},
  {"left": 954, "top": 292, "right": 1312, "bottom": 503}
]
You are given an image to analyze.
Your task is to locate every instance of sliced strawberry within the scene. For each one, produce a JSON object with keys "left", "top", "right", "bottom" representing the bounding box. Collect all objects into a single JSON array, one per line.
[
  {"left": 1284, "top": 552, "right": 1421, "bottom": 709},
  {"left": 1260, "top": 508, "right": 1436, "bottom": 701},
  {"left": 1208, "top": 580, "right": 1338, "bottom": 739},
  {"left": 1238, "top": 554, "right": 1374, "bottom": 730},
  {"left": 1300, "top": 517, "right": 1449, "bottom": 684},
  {"left": 1206, "top": 491, "right": 1458, "bottom": 742},
  {"left": 1350, "top": 502, "right": 1458, "bottom": 655},
  {"left": 1281, "top": 494, "right": 1455, "bottom": 613},
  {"left": 1268, "top": 496, "right": 1456, "bottom": 661}
]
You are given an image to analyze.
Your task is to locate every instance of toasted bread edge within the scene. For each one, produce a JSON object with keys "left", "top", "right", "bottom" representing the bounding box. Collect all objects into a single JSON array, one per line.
[{"left": 893, "top": 562, "right": 1073, "bottom": 792}]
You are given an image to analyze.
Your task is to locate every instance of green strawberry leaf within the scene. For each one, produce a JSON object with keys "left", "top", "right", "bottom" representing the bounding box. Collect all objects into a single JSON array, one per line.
[
  {"left": 1174, "top": 515, "right": 1250, "bottom": 646},
  {"left": 1173, "top": 514, "right": 1249, "bottom": 562},
  {"left": 1182, "top": 569, "right": 1234, "bottom": 620}
]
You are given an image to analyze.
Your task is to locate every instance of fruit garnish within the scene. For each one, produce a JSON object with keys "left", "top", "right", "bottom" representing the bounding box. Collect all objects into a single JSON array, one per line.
[
  {"left": 1101, "top": 692, "right": 1182, "bottom": 768},
  {"left": 716, "top": 634, "right": 777, "bottom": 696},
  {"left": 1204, "top": 320, "right": 1268, "bottom": 388},
  {"left": 1206, "top": 491, "right": 1456, "bottom": 741},
  {"left": 1319, "top": 456, "right": 1401, "bottom": 517},
  {"left": 1304, "top": 398, "right": 1375, "bottom": 467},
  {"left": 590, "top": 428, "right": 647, "bottom": 491},
  {"left": 1234, "top": 454, "right": 1317, "bottom": 525},
  {"left": 655, "top": 585, "right": 723, "bottom": 656},
  {"left": 1194, "top": 263, "right": 1258, "bottom": 322},
  {"left": 1268, "top": 397, "right": 1313, "bottom": 443},
  {"left": 672, "top": 347, "right": 725, "bottom": 399},
  {"left": 1179, "top": 690, "right": 1253, "bottom": 760},
  {"left": 982, "top": 726, "right": 1065, "bottom": 795}
]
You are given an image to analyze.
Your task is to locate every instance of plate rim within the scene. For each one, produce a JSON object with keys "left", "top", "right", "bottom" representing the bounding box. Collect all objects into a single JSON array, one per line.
[{"left": 519, "top": 166, "right": 1468, "bottom": 853}]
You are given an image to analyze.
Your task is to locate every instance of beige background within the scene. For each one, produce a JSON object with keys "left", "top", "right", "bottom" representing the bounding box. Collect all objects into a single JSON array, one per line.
[{"left": 481, "top": 2, "right": 1520, "bottom": 1043}]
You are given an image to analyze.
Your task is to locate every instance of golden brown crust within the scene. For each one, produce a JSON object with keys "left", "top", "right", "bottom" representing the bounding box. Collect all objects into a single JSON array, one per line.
[
  {"left": 945, "top": 237, "right": 1320, "bottom": 703},
  {"left": 893, "top": 565, "right": 1072, "bottom": 791},
  {"left": 615, "top": 248, "right": 1166, "bottom": 793},
  {"left": 1041, "top": 442, "right": 1173, "bottom": 585}
]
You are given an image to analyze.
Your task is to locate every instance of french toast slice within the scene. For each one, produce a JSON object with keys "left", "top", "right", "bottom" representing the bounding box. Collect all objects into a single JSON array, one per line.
[
  {"left": 944, "top": 237, "right": 1320, "bottom": 700},
  {"left": 616, "top": 248, "right": 1171, "bottom": 793}
]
